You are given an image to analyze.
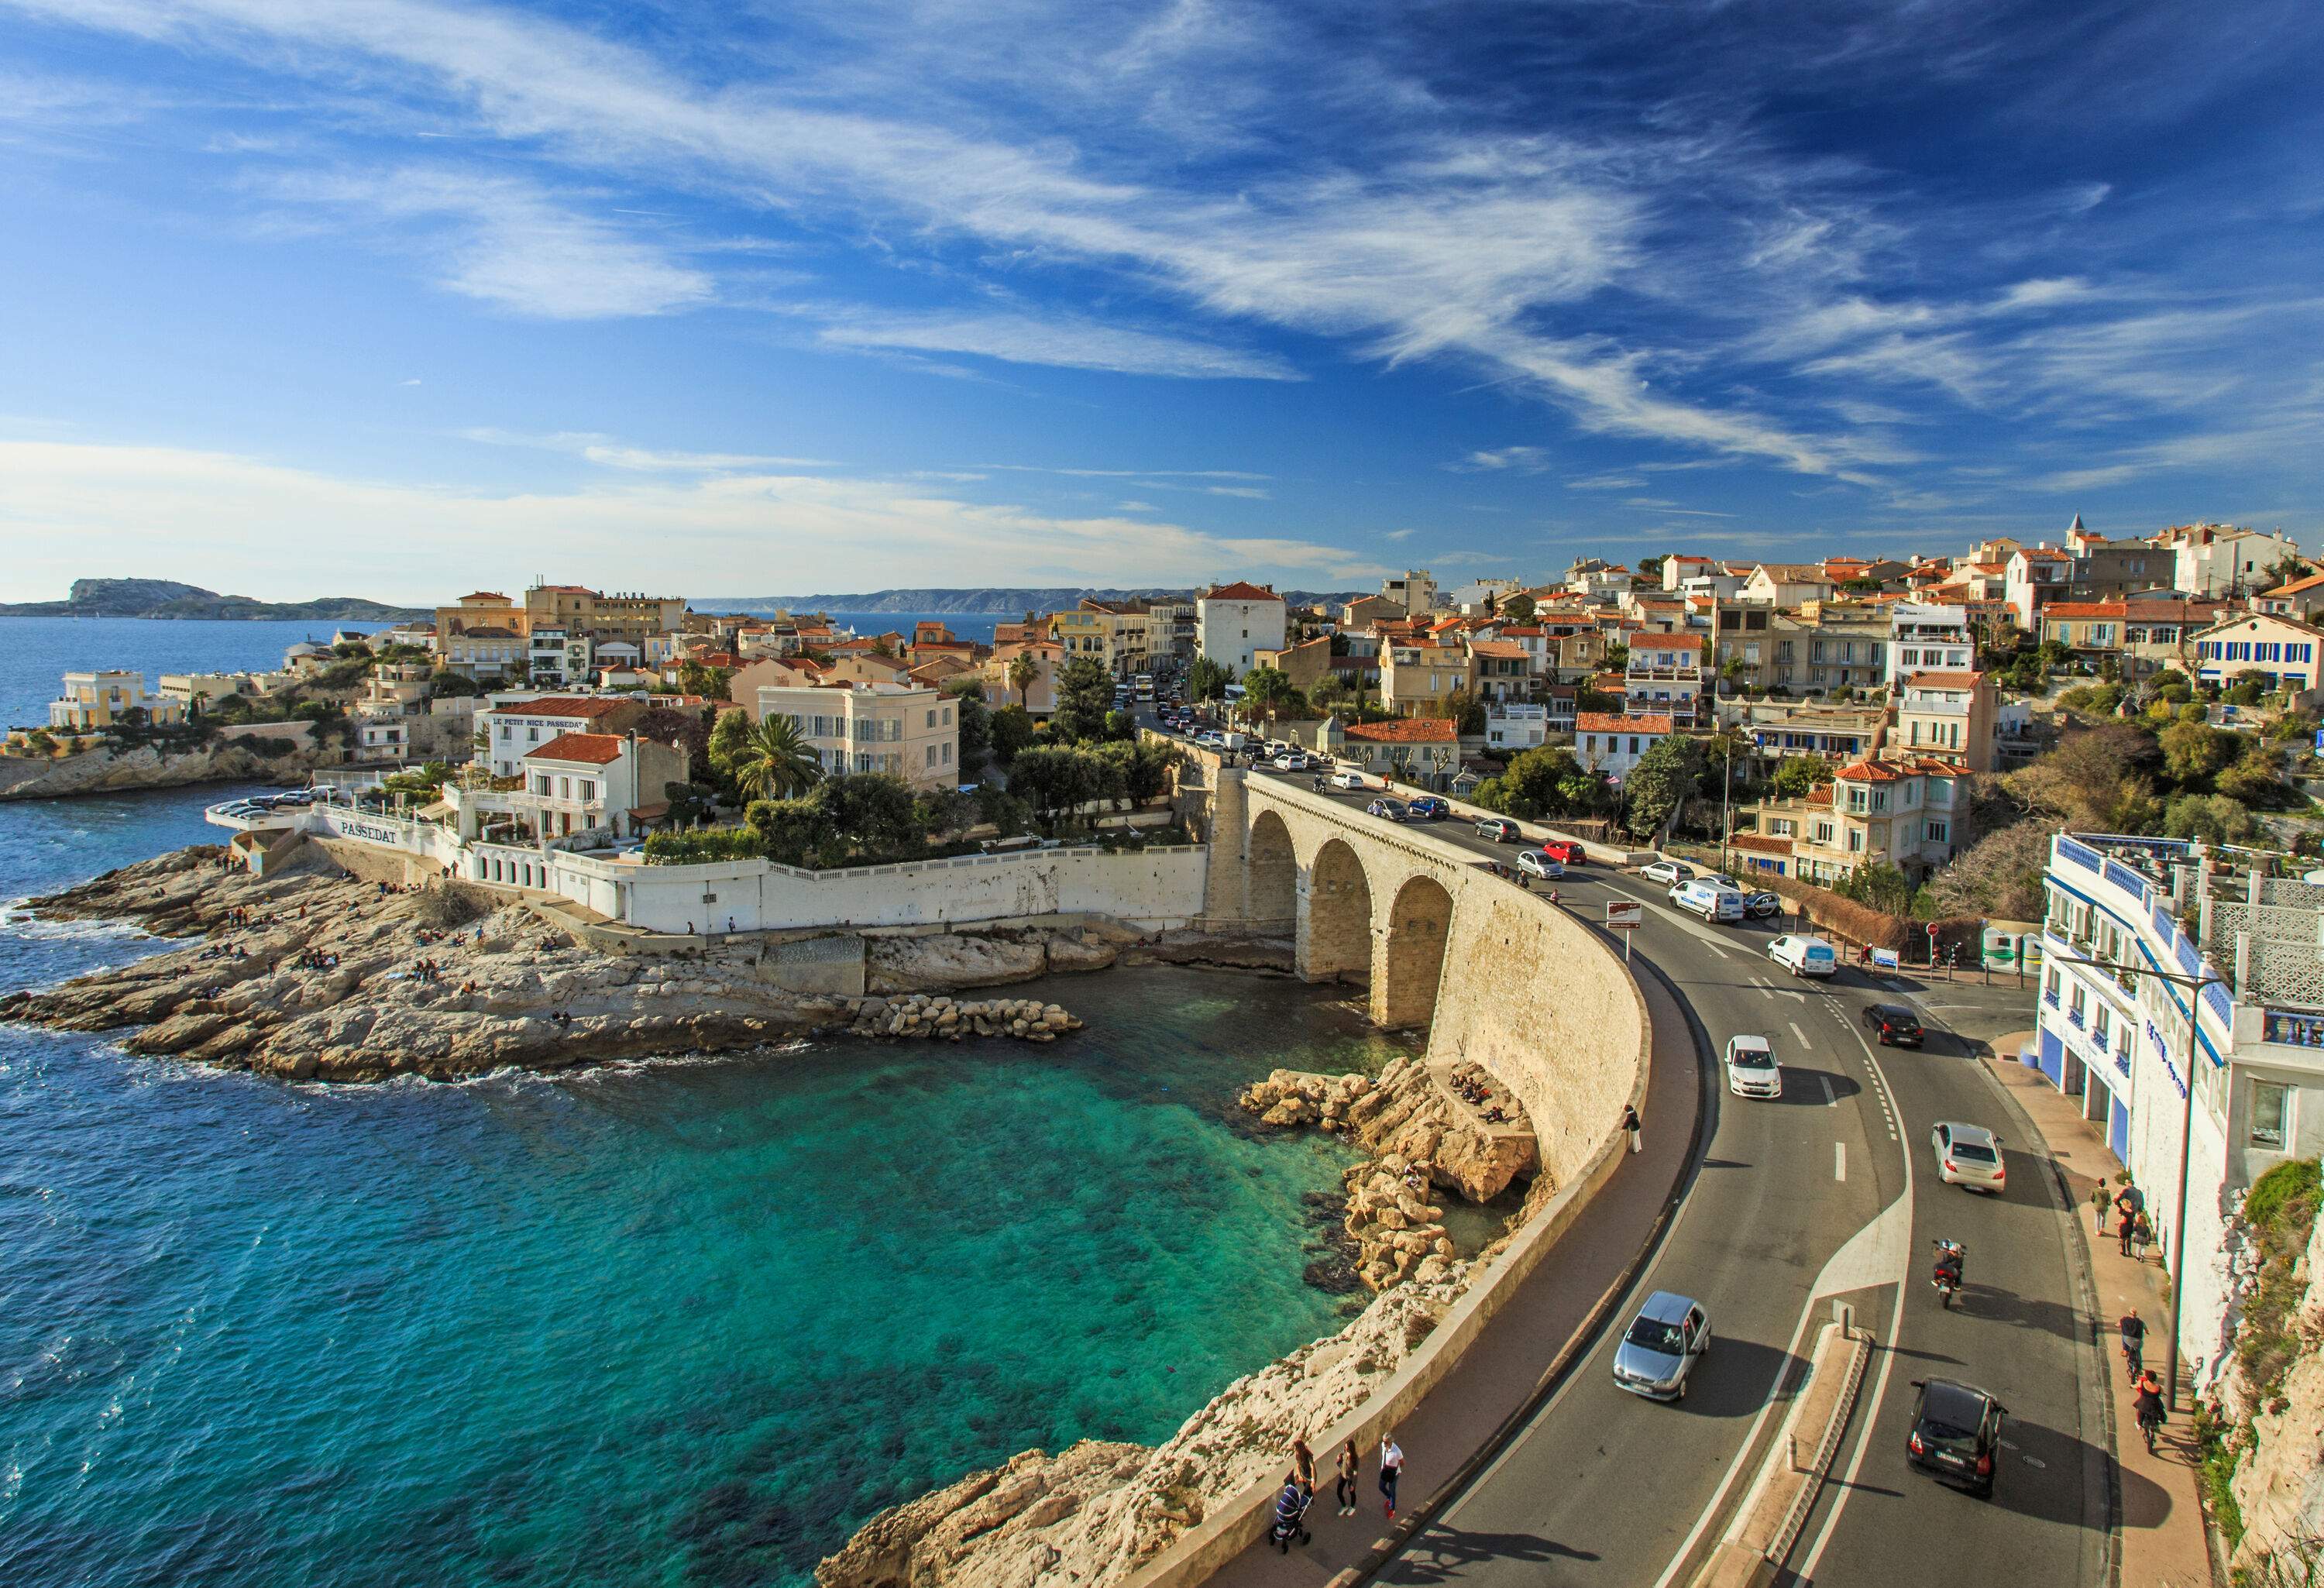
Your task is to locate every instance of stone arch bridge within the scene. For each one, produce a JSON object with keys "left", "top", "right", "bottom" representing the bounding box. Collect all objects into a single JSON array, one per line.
[{"left": 1197, "top": 770, "right": 1647, "bottom": 1183}]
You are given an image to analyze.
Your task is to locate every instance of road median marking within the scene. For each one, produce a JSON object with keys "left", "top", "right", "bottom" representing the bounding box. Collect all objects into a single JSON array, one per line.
[{"left": 1834, "top": 1142, "right": 1845, "bottom": 1181}]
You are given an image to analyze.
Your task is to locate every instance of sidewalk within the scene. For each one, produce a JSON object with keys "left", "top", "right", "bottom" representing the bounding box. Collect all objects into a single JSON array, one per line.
[{"left": 1984, "top": 1032, "right": 2219, "bottom": 1587}]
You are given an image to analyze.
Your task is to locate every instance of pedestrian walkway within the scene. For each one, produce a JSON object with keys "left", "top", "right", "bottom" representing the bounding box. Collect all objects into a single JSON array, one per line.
[
  {"left": 1203, "top": 961, "right": 1706, "bottom": 1588},
  {"left": 1983, "top": 1033, "right": 2219, "bottom": 1587}
]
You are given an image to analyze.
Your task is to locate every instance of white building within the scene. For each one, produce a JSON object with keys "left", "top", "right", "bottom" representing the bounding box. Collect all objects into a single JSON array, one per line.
[
  {"left": 1573, "top": 711, "right": 1672, "bottom": 781},
  {"left": 2032, "top": 834, "right": 2324, "bottom": 1390},
  {"left": 1195, "top": 581, "right": 1288, "bottom": 675},
  {"left": 2157, "top": 525, "right": 2303, "bottom": 598},
  {"left": 528, "top": 627, "right": 594, "bottom": 686},
  {"left": 2187, "top": 613, "right": 2324, "bottom": 696},
  {"left": 1624, "top": 632, "right": 1705, "bottom": 726},
  {"left": 1886, "top": 602, "right": 1976, "bottom": 687},
  {"left": 755, "top": 680, "right": 960, "bottom": 789},
  {"left": 476, "top": 695, "right": 646, "bottom": 777},
  {"left": 1482, "top": 701, "right": 1549, "bottom": 753},
  {"left": 514, "top": 731, "right": 690, "bottom": 841}
]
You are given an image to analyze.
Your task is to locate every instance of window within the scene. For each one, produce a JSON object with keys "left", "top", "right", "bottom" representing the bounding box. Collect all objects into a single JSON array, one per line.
[
  {"left": 1848, "top": 828, "right": 1865, "bottom": 852},
  {"left": 535, "top": 775, "right": 552, "bottom": 795},
  {"left": 927, "top": 710, "right": 937, "bottom": 728},
  {"left": 926, "top": 744, "right": 937, "bottom": 766},
  {"left": 2251, "top": 1081, "right": 2289, "bottom": 1150},
  {"left": 1926, "top": 819, "right": 1949, "bottom": 843},
  {"left": 579, "top": 780, "right": 595, "bottom": 802}
]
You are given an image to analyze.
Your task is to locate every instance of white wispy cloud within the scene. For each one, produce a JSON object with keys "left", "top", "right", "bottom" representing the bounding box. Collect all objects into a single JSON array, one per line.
[
  {"left": 813, "top": 310, "right": 1301, "bottom": 381},
  {"left": 1564, "top": 472, "right": 1644, "bottom": 490},
  {"left": 1449, "top": 445, "right": 1554, "bottom": 473},
  {"left": 0, "top": 438, "right": 1388, "bottom": 602},
  {"left": 459, "top": 428, "right": 837, "bottom": 470}
]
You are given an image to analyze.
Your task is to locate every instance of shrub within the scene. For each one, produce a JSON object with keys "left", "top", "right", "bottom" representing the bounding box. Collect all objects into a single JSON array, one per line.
[
  {"left": 413, "top": 882, "right": 494, "bottom": 930},
  {"left": 642, "top": 827, "right": 766, "bottom": 865},
  {"left": 2230, "top": 1160, "right": 2322, "bottom": 1415}
]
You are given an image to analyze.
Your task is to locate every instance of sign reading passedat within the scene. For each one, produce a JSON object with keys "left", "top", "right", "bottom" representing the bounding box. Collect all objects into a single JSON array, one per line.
[{"left": 1604, "top": 900, "right": 1644, "bottom": 930}]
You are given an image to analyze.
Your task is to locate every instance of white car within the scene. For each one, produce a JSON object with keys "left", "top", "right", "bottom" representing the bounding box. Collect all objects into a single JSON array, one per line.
[
  {"left": 1931, "top": 1122, "right": 2007, "bottom": 1193},
  {"left": 1768, "top": 934, "right": 1838, "bottom": 977},
  {"left": 1328, "top": 769, "right": 1370, "bottom": 789},
  {"left": 1194, "top": 731, "right": 1226, "bottom": 748},
  {"left": 1516, "top": 851, "right": 1566, "bottom": 881},
  {"left": 1724, "top": 1035, "right": 1782, "bottom": 1098},
  {"left": 1639, "top": 859, "right": 1695, "bottom": 885},
  {"left": 1272, "top": 751, "right": 1312, "bottom": 771}
]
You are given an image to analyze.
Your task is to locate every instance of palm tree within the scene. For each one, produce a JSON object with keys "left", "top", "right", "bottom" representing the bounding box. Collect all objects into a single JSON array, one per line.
[
  {"left": 734, "top": 715, "right": 823, "bottom": 801},
  {"left": 1008, "top": 651, "right": 1039, "bottom": 709}
]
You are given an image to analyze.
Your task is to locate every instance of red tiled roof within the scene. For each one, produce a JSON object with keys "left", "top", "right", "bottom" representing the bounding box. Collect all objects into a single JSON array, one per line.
[
  {"left": 1633, "top": 633, "right": 1704, "bottom": 652},
  {"left": 528, "top": 732, "right": 626, "bottom": 765},
  {"left": 2263, "top": 570, "right": 2324, "bottom": 596},
  {"left": 1806, "top": 786, "right": 1833, "bottom": 806},
  {"left": 2042, "top": 602, "right": 2128, "bottom": 620},
  {"left": 1574, "top": 712, "right": 1673, "bottom": 734},
  {"left": 1732, "top": 833, "right": 1794, "bottom": 854},
  {"left": 1903, "top": 671, "right": 1985, "bottom": 689},
  {"left": 1834, "top": 754, "right": 1963, "bottom": 782},
  {"left": 1344, "top": 717, "right": 1459, "bottom": 743},
  {"left": 1202, "top": 580, "right": 1285, "bottom": 603},
  {"left": 486, "top": 696, "right": 631, "bottom": 719}
]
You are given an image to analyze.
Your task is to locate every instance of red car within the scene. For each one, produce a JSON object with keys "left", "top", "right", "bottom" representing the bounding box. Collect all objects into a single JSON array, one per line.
[{"left": 1537, "top": 840, "right": 1586, "bottom": 865}]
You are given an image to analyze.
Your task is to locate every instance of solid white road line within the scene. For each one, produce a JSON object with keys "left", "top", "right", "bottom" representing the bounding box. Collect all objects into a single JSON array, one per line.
[
  {"left": 1834, "top": 1141, "right": 1846, "bottom": 1181},
  {"left": 1789, "top": 1021, "right": 1809, "bottom": 1047}
]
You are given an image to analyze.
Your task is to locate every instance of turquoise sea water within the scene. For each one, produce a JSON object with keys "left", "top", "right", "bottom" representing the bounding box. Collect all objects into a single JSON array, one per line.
[{"left": 0, "top": 699, "right": 1394, "bottom": 1585}]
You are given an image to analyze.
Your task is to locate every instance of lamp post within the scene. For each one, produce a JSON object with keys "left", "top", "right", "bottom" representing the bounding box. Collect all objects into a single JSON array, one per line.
[{"left": 2048, "top": 954, "right": 2226, "bottom": 1412}]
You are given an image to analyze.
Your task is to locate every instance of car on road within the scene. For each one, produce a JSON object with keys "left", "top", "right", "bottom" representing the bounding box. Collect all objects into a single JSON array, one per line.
[
  {"left": 1365, "top": 798, "right": 1411, "bottom": 821},
  {"left": 1742, "top": 889, "right": 1782, "bottom": 919},
  {"left": 1271, "top": 751, "right": 1314, "bottom": 771},
  {"left": 1328, "top": 769, "right": 1370, "bottom": 790},
  {"left": 1768, "top": 934, "right": 1838, "bottom": 977},
  {"left": 1476, "top": 816, "right": 1521, "bottom": 843},
  {"left": 1537, "top": 839, "right": 1585, "bottom": 865},
  {"left": 1515, "top": 850, "right": 1565, "bottom": 881},
  {"left": 1906, "top": 1378, "right": 2007, "bottom": 1497},
  {"left": 1864, "top": 1002, "right": 1924, "bottom": 1047},
  {"left": 1612, "top": 1291, "right": 1711, "bottom": 1401},
  {"left": 1930, "top": 1122, "right": 2007, "bottom": 1192},
  {"left": 1724, "top": 1035, "right": 1782, "bottom": 1098},
  {"left": 1639, "top": 859, "right": 1695, "bottom": 885},
  {"left": 1405, "top": 796, "right": 1450, "bottom": 820},
  {"left": 1193, "top": 730, "right": 1225, "bottom": 748}
]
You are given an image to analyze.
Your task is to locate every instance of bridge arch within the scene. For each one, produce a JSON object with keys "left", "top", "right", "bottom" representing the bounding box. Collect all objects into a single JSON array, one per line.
[
  {"left": 1303, "top": 837, "right": 1374, "bottom": 985},
  {"left": 1376, "top": 873, "right": 1455, "bottom": 1030},
  {"left": 1248, "top": 809, "right": 1297, "bottom": 932}
]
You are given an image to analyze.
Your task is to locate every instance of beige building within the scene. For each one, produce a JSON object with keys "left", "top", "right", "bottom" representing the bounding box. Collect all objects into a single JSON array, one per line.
[
  {"left": 46, "top": 671, "right": 187, "bottom": 731},
  {"left": 1380, "top": 634, "right": 1473, "bottom": 717},
  {"left": 157, "top": 670, "right": 290, "bottom": 708},
  {"left": 524, "top": 585, "right": 687, "bottom": 648},
  {"left": 1744, "top": 754, "right": 1965, "bottom": 885},
  {"left": 757, "top": 681, "right": 961, "bottom": 789},
  {"left": 1894, "top": 671, "right": 1997, "bottom": 773},
  {"left": 435, "top": 591, "right": 528, "bottom": 641},
  {"left": 441, "top": 626, "right": 528, "bottom": 680}
]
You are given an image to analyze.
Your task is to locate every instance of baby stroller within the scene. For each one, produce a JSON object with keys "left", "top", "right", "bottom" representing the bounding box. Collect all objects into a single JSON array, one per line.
[{"left": 1270, "top": 1480, "right": 1312, "bottom": 1552}]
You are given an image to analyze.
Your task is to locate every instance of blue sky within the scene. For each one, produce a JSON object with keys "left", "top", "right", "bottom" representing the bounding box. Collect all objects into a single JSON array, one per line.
[{"left": 2, "top": 0, "right": 2319, "bottom": 603}]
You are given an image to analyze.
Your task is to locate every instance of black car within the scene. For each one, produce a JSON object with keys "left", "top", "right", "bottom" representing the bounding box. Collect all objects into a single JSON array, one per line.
[
  {"left": 1743, "top": 889, "right": 1783, "bottom": 919},
  {"left": 1906, "top": 1378, "right": 2006, "bottom": 1496},
  {"left": 1864, "top": 1003, "right": 1924, "bottom": 1047}
]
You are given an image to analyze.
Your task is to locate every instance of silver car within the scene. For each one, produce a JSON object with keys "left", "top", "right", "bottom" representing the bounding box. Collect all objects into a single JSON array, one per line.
[{"left": 1613, "top": 1290, "right": 1712, "bottom": 1401}]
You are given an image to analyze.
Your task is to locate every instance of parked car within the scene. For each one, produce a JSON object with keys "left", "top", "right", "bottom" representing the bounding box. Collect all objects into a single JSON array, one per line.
[
  {"left": 1670, "top": 878, "right": 1745, "bottom": 923},
  {"left": 1366, "top": 798, "right": 1411, "bottom": 821},
  {"left": 1271, "top": 751, "right": 1313, "bottom": 771},
  {"left": 1476, "top": 816, "right": 1521, "bottom": 843},
  {"left": 1768, "top": 934, "right": 1838, "bottom": 977},
  {"left": 1864, "top": 1002, "right": 1924, "bottom": 1047},
  {"left": 1724, "top": 1035, "right": 1782, "bottom": 1099},
  {"left": 1516, "top": 850, "right": 1566, "bottom": 881},
  {"left": 1329, "top": 769, "right": 1370, "bottom": 789},
  {"left": 1906, "top": 1378, "right": 2007, "bottom": 1497},
  {"left": 1537, "top": 839, "right": 1584, "bottom": 864},
  {"left": 1743, "top": 889, "right": 1782, "bottom": 919},
  {"left": 1405, "top": 796, "right": 1451, "bottom": 820},
  {"left": 1930, "top": 1122, "right": 2006, "bottom": 1193},
  {"left": 1612, "top": 1291, "right": 1711, "bottom": 1401},
  {"left": 1639, "top": 859, "right": 1695, "bottom": 885}
]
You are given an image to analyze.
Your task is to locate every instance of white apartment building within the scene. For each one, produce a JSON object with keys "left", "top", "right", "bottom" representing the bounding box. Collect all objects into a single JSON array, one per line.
[
  {"left": 2158, "top": 526, "right": 2302, "bottom": 598},
  {"left": 1886, "top": 602, "right": 1976, "bottom": 687},
  {"left": 2032, "top": 834, "right": 2324, "bottom": 1390},
  {"left": 1195, "top": 581, "right": 1288, "bottom": 674},
  {"left": 528, "top": 627, "right": 595, "bottom": 686},
  {"left": 2004, "top": 545, "right": 2075, "bottom": 630},
  {"left": 1624, "top": 632, "right": 1705, "bottom": 726},
  {"left": 47, "top": 672, "right": 187, "bottom": 731},
  {"left": 514, "top": 731, "right": 690, "bottom": 841},
  {"left": 476, "top": 695, "right": 646, "bottom": 777},
  {"left": 1574, "top": 711, "right": 1673, "bottom": 780},
  {"left": 1482, "top": 701, "right": 1549, "bottom": 753},
  {"left": 756, "top": 681, "right": 960, "bottom": 790}
]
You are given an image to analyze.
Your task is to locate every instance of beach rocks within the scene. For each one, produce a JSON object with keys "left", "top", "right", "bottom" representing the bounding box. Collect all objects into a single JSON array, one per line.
[{"left": 844, "top": 992, "right": 1083, "bottom": 1043}]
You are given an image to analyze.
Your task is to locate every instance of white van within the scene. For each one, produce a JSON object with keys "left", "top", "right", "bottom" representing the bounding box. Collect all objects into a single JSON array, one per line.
[{"left": 1670, "top": 878, "right": 1745, "bottom": 923}]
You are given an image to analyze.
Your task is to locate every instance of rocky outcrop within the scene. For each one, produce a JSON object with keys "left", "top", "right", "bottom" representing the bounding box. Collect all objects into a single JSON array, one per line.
[
  {"left": 2, "top": 847, "right": 1081, "bottom": 1083},
  {"left": 2225, "top": 1191, "right": 2324, "bottom": 1582},
  {"left": 865, "top": 921, "right": 1141, "bottom": 993},
  {"left": 816, "top": 1272, "right": 1470, "bottom": 1588},
  {"left": 1239, "top": 1056, "right": 1538, "bottom": 1293},
  {"left": 0, "top": 738, "right": 320, "bottom": 801}
]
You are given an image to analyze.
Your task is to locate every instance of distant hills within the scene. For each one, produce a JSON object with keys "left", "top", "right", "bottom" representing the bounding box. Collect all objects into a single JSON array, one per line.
[
  {"left": 0, "top": 579, "right": 429, "bottom": 623},
  {"left": 723, "top": 586, "right": 1367, "bottom": 614}
]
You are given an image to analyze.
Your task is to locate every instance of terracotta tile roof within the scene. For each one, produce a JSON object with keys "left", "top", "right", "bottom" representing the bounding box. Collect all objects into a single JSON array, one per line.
[
  {"left": 1732, "top": 833, "right": 1794, "bottom": 854},
  {"left": 1202, "top": 580, "right": 1284, "bottom": 603},
  {"left": 1574, "top": 711, "right": 1673, "bottom": 734},
  {"left": 486, "top": 696, "right": 631, "bottom": 719},
  {"left": 1834, "top": 754, "right": 1963, "bottom": 782},
  {"left": 1632, "top": 633, "right": 1704, "bottom": 652},
  {"left": 1903, "top": 671, "right": 1985, "bottom": 689},
  {"left": 2042, "top": 601, "right": 2129, "bottom": 620},
  {"left": 1344, "top": 717, "right": 1459, "bottom": 743},
  {"left": 1752, "top": 563, "right": 1828, "bottom": 583},
  {"left": 456, "top": 591, "right": 511, "bottom": 602},
  {"left": 527, "top": 732, "right": 626, "bottom": 765},
  {"left": 1468, "top": 641, "right": 1530, "bottom": 658},
  {"left": 2262, "top": 570, "right": 2324, "bottom": 596},
  {"left": 1806, "top": 786, "right": 1833, "bottom": 806}
]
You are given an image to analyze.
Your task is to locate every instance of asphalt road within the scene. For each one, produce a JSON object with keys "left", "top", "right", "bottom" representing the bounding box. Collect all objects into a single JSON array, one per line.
[{"left": 1215, "top": 752, "right": 2110, "bottom": 1588}]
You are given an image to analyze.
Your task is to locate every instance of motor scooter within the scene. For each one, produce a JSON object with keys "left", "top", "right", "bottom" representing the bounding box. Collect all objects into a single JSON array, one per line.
[{"left": 1931, "top": 1238, "right": 1966, "bottom": 1309}]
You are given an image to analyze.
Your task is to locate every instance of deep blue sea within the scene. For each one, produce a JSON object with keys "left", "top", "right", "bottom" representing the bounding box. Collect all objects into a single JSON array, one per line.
[{"left": 0, "top": 619, "right": 1386, "bottom": 1588}]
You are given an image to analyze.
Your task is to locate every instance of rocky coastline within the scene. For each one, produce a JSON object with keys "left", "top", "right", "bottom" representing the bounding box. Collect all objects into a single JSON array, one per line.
[
  {"left": 0, "top": 738, "right": 324, "bottom": 801},
  {"left": 0, "top": 846, "right": 1090, "bottom": 1082}
]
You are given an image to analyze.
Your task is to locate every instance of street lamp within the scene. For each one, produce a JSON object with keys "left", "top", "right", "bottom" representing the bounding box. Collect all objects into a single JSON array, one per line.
[{"left": 2047, "top": 954, "right": 2226, "bottom": 1413}]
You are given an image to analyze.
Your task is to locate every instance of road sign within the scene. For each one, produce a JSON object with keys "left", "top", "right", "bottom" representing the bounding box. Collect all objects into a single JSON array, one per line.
[
  {"left": 1871, "top": 947, "right": 1901, "bottom": 972},
  {"left": 1605, "top": 901, "right": 1644, "bottom": 929},
  {"left": 1926, "top": 922, "right": 1941, "bottom": 940}
]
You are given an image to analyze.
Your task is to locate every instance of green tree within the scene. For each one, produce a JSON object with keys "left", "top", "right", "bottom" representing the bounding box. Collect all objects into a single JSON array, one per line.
[
  {"left": 1604, "top": 642, "right": 1630, "bottom": 672},
  {"left": 1189, "top": 655, "right": 1235, "bottom": 702},
  {"left": 707, "top": 706, "right": 755, "bottom": 785},
  {"left": 1006, "top": 651, "right": 1040, "bottom": 709},
  {"left": 816, "top": 772, "right": 921, "bottom": 856},
  {"left": 1242, "top": 665, "right": 1298, "bottom": 713},
  {"left": 2162, "top": 792, "right": 2256, "bottom": 844},
  {"left": 1009, "top": 746, "right": 1116, "bottom": 830},
  {"left": 1831, "top": 862, "right": 1916, "bottom": 916},
  {"left": 2226, "top": 669, "right": 2273, "bottom": 707},
  {"left": 1635, "top": 555, "right": 1666, "bottom": 586},
  {"left": 946, "top": 679, "right": 991, "bottom": 775},
  {"left": 1102, "top": 708, "right": 1138, "bottom": 741},
  {"left": 2217, "top": 750, "right": 2289, "bottom": 807},
  {"left": 1772, "top": 754, "right": 1835, "bottom": 800},
  {"left": 988, "top": 703, "right": 1037, "bottom": 765},
  {"left": 428, "top": 669, "right": 481, "bottom": 699},
  {"left": 1051, "top": 657, "right": 1116, "bottom": 742},
  {"left": 2160, "top": 718, "right": 2238, "bottom": 789},
  {"left": 661, "top": 780, "right": 716, "bottom": 828},
  {"left": 1501, "top": 591, "right": 1536, "bottom": 624},
  {"left": 1444, "top": 689, "right": 1487, "bottom": 737},
  {"left": 1621, "top": 736, "right": 1705, "bottom": 839},
  {"left": 676, "top": 659, "right": 733, "bottom": 700},
  {"left": 732, "top": 714, "right": 823, "bottom": 801},
  {"left": 1094, "top": 737, "right": 1181, "bottom": 803}
]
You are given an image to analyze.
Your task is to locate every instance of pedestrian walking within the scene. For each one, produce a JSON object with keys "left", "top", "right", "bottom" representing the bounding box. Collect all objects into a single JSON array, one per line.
[
  {"left": 1291, "top": 1436, "right": 1315, "bottom": 1504},
  {"left": 2132, "top": 1209, "right": 2154, "bottom": 1261},
  {"left": 2118, "top": 1207, "right": 2137, "bottom": 1258},
  {"left": 1622, "top": 1104, "right": 1642, "bottom": 1155},
  {"left": 1335, "top": 1438, "right": 1360, "bottom": 1516},
  {"left": 1378, "top": 1434, "right": 1404, "bottom": 1520}
]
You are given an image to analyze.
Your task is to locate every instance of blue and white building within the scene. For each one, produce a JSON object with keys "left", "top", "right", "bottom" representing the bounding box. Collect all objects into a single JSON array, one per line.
[{"left": 2032, "top": 833, "right": 2324, "bottom": 1387}]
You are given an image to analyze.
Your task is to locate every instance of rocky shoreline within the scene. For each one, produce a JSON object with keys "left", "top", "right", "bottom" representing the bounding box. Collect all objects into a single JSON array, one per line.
[{"left": 0, "top": 845, "right": 1089, "bottom": 1082}]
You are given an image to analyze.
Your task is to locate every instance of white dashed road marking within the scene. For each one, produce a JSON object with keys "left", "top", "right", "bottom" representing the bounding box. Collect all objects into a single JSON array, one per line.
[{"left": 1834, "top": 1141, "right": 1846, "bottom": 1181}]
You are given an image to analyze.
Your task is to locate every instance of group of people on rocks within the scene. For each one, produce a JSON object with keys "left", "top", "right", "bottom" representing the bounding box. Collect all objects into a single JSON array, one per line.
[
  {"left": 293, "top": 948, "right": 341, "bottom": 971},
  {"left": 1274, "top": 1432, "right": 1408, "bottom": 1552},
  {"left": 1449, "top": 1066, "right": 1512, "bottom": 1125}
]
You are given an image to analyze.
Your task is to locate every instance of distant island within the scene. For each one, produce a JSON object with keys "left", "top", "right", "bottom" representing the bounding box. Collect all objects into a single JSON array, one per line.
[
  {"left": 0, "top": 579, "right": 430, "bottom": 623},
  {"left": 724, "top": 586, "right": 1367, "bottom": 614}
]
